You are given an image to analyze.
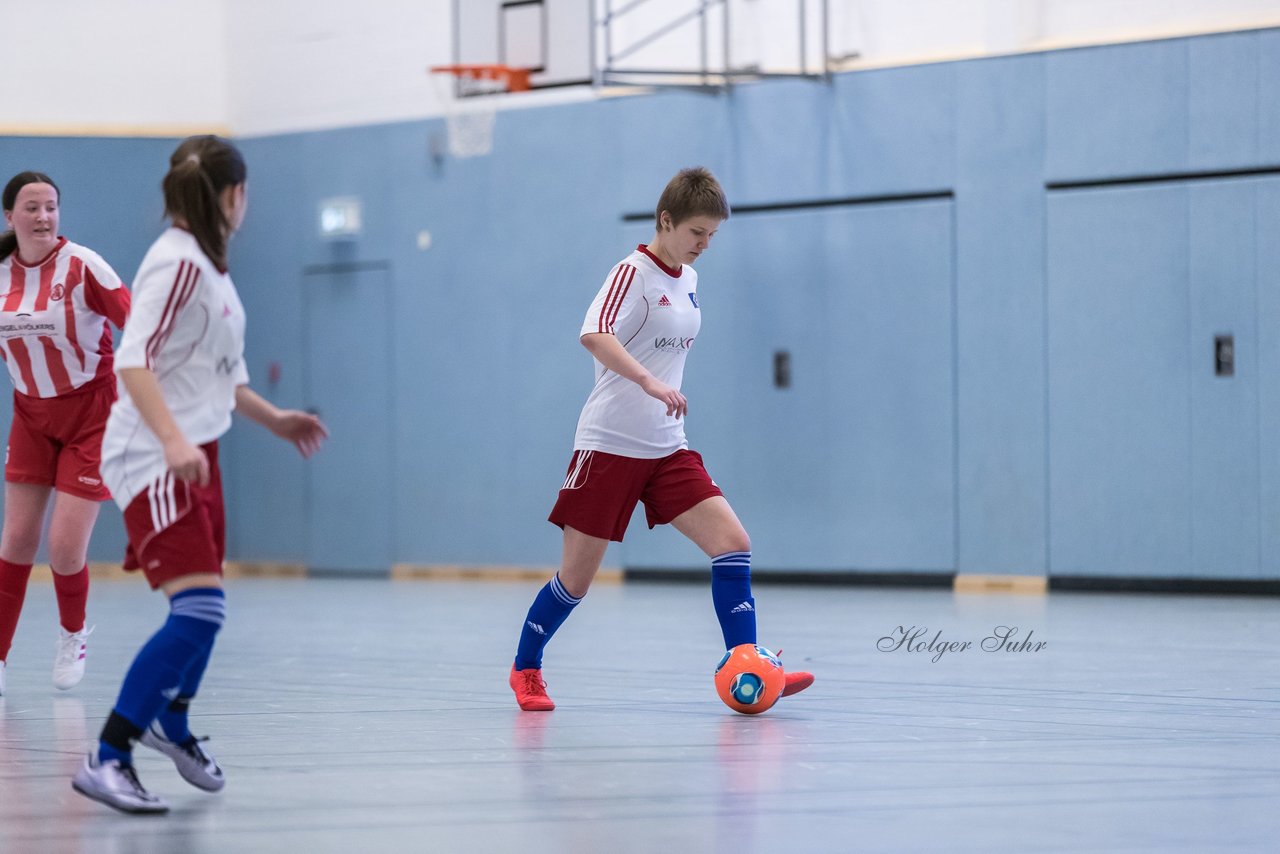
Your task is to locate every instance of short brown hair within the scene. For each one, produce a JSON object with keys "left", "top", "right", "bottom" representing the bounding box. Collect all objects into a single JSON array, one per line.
[{"left": 655, "top": 167, "right": 730, "bottom": 228}]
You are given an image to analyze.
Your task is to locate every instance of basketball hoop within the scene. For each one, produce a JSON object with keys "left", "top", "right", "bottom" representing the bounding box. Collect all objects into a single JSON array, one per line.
[
  {"left": 430, "top": 64, "right": 532, "bottom": 93},
  {"left": 428, "top": 64, "right": 532, "bottom": 159}
]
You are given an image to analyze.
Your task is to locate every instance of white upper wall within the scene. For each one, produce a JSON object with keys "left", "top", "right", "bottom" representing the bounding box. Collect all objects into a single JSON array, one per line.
[
  {"left": 0, "top": 0, "right": 229, "bottom": 134},
  {"left": 1, "top": 1, "right": 1278, "bottom": 137},
  {"left": 829, "top": 0, "right": 1280, "bottom": 67},
  {"left": 223, "top": 0, "right": 451, "bottom": 136}
]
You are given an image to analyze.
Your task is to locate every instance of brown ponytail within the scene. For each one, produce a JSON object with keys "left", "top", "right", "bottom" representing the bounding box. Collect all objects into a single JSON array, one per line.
[
  {"left": 1, "top": 171, "right": 60, "bottom": 263},
  {"left": 162, "top": 136, "right": 247, "bottom": 271}
]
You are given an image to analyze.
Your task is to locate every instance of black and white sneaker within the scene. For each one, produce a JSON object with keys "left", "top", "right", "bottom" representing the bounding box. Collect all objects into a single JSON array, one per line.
[
  {"left": 71, "top": 753, "right": 169, "bottom": 814},
  {"left": 139, "top": 723, "right": 225, "bottom": 792}
]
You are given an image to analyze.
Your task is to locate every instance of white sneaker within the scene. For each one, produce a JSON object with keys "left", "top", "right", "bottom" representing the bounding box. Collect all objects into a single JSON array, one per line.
[
  {"left": 71, "top": 753, "right": 169, "bottom": 814},
  {"left": 53, "top": 626, "right": 92, "bottom": 691},
  {"left": 139, "top": 723, "right": 226, "bottom": 792}
]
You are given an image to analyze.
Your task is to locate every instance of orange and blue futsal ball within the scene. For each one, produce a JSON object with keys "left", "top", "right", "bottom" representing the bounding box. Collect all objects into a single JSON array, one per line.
[{"left": 714, "top": 643, "right": 785, "bottom": 714}]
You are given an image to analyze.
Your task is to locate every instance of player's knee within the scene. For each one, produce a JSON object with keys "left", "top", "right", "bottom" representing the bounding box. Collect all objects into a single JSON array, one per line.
[
  {"left": 1, "top": 530, "right": 42, "bottom": 564},
  {"left": 46, "top": 543, "right": 89, "bottom": 575},
  {"left": 558, "top": 573, "right": 592, "bottom": 600}
]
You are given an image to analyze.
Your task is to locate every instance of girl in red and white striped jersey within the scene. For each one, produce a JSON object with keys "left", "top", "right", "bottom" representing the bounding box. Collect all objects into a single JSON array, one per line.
[
  {"left": 0, "top": 171, "right": 131, "bottom": 697},
  {"left": 73, "top": 136, "right": 327, "bottom": 815}
]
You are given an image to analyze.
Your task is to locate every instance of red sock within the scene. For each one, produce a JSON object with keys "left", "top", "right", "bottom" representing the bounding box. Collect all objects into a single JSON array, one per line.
[
  {"left": 52, "top": 565, "right": 89, "bottom": 633},
  {"left": 0, "top": 559, "right": 34, "bottom": 661}
]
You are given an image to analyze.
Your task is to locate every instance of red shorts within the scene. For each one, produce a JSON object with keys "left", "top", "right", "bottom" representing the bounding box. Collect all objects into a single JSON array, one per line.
[
  {"left": 5, "top": 377, "right": 115, "bottom": 501},
  {"left": 548, "top": 448, "right": 723, "bottom": 542},
  {"left": 121, "top": 442, "right": 225, "bottom": 590}
]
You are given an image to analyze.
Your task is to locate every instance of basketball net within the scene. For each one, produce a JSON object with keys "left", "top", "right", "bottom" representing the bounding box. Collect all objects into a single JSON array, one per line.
[{"left": 430, "top": 69, "right": 506, "bottom": 159}]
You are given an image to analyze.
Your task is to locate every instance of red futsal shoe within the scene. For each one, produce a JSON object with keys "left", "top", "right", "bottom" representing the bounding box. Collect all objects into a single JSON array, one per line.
[
  {"left": 782, "top": 670, "right": 814, "bottom": 697},
  {"left": 510, "top": 665, "right": 556, "bottom": 711}
]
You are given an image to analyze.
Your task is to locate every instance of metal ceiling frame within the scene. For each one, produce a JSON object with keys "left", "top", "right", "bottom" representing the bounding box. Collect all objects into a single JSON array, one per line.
[{"left": 594, "top": 0, "right": 833, "bottom": 91}]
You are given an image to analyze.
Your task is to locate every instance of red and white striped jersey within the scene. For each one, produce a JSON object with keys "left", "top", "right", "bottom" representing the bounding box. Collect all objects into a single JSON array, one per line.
[
  {"left": 573, "top": 245, "right": 701, "bottom": 458},
  {"left": 100, "top": 227, "right": 249, "bottom": 507},
  {"left": 0, "top": 237, "right": 130, "bottom": 398}
]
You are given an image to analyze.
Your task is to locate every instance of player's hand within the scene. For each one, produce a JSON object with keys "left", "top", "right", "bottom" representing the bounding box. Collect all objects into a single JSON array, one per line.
[
  {"left": 270, "top": 410, "right": 329, "bottom": 458},
  {"left": 640, "top": 377, "right": 687, "bottom": 419},
  {"left": 164, "top": 438, "right": 210, "bottom": 486}
]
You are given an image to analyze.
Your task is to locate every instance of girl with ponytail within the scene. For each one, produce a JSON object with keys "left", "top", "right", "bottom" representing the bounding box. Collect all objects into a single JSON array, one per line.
[{"left": 73, "top": 135, "right": 328, "bottom": 814}]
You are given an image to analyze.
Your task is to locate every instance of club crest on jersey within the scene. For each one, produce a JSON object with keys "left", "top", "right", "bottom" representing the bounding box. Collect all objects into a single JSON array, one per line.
[
  {"left": 50, "top": 284, "right": 65, "bottom": 301},
  {"left": 657, "top": 294, "right": 672, "bottom": 307},
  {"left": 688, "top": 292, "right": 698, "bottom": 308}
]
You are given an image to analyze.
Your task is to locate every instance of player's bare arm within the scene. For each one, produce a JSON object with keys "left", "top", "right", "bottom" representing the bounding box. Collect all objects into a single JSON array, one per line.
[
  {"left": 234, "top": 386, "right": 329, "bottom": 458},
  {"left": 580, "top": 332, "right": 687, "bottom": 419}
]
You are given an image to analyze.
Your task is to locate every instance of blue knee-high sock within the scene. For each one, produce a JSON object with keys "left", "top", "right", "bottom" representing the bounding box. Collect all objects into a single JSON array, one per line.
[
  {"left": 155, "top": 590, "right": 221, "bottom": 744},
  {"left": 514, "top": 574, "right": 582, "bottom": 671},
  {"left": 98, "top": 589, "right": 225, "bottom": 765},
  {"left": 153, "top": 639, "right": 213, "bottom": 746},
  {"left": 711, "top": 552, "right": 756, "bottom": 649}
]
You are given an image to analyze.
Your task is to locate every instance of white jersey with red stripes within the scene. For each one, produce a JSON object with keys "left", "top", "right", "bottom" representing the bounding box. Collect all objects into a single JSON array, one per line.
[
  {"left": 573, "top": 244, "right": 701, "bottom": 458},
  {"left": 0, "top": 237, "right": 130, "bottom": 398},
  {"left": 100, "top": 227, "right": 249, "bottom": 508}
]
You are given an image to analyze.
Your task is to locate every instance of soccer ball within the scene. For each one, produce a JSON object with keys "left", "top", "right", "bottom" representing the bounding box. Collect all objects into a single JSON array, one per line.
[{"left": 714, "top": 643, "right": 785, "bottom": 714}]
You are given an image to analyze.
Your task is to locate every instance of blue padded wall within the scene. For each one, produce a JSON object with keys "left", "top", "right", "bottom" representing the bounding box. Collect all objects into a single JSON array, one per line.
[
  {"left": 3, "top": 27, "right": 1279, "bottom": 581},
  {"left": 954, "top": 54, "right": 1048, "bottom": 576},
  {"left": 1257, "top": 181, "right": 1280, "bottom": 578},
  {"left": 1047, "top": 186, "right": 1194, "bottom": 576}
]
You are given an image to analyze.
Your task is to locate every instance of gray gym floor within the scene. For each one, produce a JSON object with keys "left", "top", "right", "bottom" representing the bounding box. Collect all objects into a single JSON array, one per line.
[{"left": 1, "top": 576, "right": 1277, "bottom": 853}]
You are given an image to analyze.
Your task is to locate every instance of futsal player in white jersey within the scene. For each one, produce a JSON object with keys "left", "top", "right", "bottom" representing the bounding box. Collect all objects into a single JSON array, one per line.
[
  {"left": 72, "top": 136, "right": 328, "bottom": 815},
  {"left": 0, "top": 171, "right": 131, "bottom": 696},
  {"left": 508, "top": 167, "right": 814, "bottom": 710}
]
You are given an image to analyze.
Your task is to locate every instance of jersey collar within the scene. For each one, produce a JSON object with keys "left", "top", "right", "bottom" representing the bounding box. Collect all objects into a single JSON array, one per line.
[
  {"left": 637, "top": 244, "right": 683, "bottom": 278},
  {"left": 11, "top": 236, "right": 67, "bottom": 268}
]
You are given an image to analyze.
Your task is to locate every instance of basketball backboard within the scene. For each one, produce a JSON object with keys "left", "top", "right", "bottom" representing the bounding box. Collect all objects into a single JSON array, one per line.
[{"left": 453, "top": 0, "right": 594, "bottom": 92}]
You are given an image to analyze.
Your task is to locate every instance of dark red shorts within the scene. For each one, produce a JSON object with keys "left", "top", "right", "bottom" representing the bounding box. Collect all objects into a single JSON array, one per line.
[
  {"left": 5, "top": 377, "right": 115, "bottom": 501},
  {"left": 548, "top": 448, "right": 723, "bottom": 542},
  {"left": 121, "top": 441, "right": 225, "bottom": 590}
]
